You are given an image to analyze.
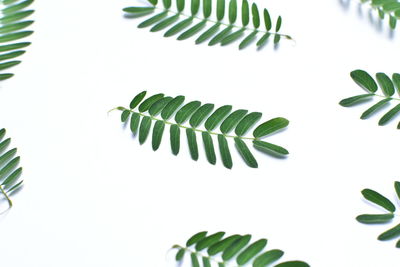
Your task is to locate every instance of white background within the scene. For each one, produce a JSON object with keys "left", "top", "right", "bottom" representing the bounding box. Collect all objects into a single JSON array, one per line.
[{"left": 0, "top": 0, "right": 400, "bottom": 266}]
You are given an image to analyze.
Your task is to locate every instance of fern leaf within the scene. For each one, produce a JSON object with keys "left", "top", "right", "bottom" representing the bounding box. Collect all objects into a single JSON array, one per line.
[
  {"left": 357, "top": 181, "right": 400, "bottom": 247},
  {"left": 123, "top": 0, "right": 292, "bottom": 50},
  {"left": 172, "top": 231, "right": 309, "bottom": 266},
  {"left": 113, "top": 91, "right": 289, "bottom": 168},
  {"left": 0, "top": 128, "right": 23, "bottom": 213},
  {"left": 0, "top": 0, "right": 34, "bottom": 81},
  {"left": 340, "top": 69, "right": 400, "bottom": 129}
]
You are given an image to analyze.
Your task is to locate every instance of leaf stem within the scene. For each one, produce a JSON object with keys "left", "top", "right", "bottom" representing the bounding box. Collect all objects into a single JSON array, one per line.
[
  {"left": 151, "top": 6, "right": 293, "bottom": 41},
  {"left": 173, "top": 245, "right": 230, "bottom": 267},
  {"left": 374, "top": 93, "right": 400, "bottom": 101},
  {"left": 0, "top": 185, "right": 12, "bottom": 214}
]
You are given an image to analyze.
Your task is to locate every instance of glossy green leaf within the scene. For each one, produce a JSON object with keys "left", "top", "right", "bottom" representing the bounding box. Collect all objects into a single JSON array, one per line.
[
  {"left": 361, "top": 188, "right": 396, "bottom": 212},
  {"left": 202, "top": 132, "right": 216, "bottom": 165},
  {"left": 0, "top": 149, "right": 17, "bottom": 166},
  {"left": 221, "top": 28, "right": 245, "bottom": 46},
  {"left": 253, "top": 117, "right": 289, "bottom": 138},
  {"left": 123, "top": 7, "right": 155, "bottom": 13},
  {"left": 263, "top": 8, "right": 272, "bottom": 31},
  {"left": 0, "top": 129, "right": 6, "bottom": 141},
  {"left": 121, "top": 110, "right": 130, "bottom": 122},
  {"left": 235, "top": 138, "right": 258, "bottom": 168},
  {"left": 186, "top": 128, "right": 199, "bottom": 160},
  {"left": 191, "top": 0, "right": 200, "bottom": 14},
  {"left": 177, "top": 0, "right": 185, "bottom": 11},
  {"left": 189, "top": 103, "right": 214, "bottom": 127},
  {"left": 196, "top": 232, "right": 225, "bottom": 251},
  {"left": 2, "top": 167, "right": 22, "bottom": 189},
  {"left": 208, "top": 235, "right": 241, "bottom": 255},
  {"left": 138, "top": 93, "right": 164, "bottom": 112},
  {"left": 356, "top": 214, "right": 394, "bottom": 224},
  {"left": 161, "top": 96, "right": 185, "bottom": 120},
  {"left": 175, "top": 248, "right": 185, "bottom": 261},
  {"left": 0, "top": 10, "right": 34, "bottom": 24},
  {"left": 228, "top": 0, "right": 237, "bottom": 23},
  {"left": 164, "top": 18, "right": 193, "bottom": 37},
  {"left": 205, "top": 105, "right": 232, "bottom": 131},
  {"left": 152, "top": 120, "right": 165, "bottom": 151},
  {"left": 3, "top": 0, "right": 33, "bottom": 14},
  {"left": 220, "top": 109, "right": 248, "bottom": 133},
  {"left": 163, "top": 0, "right": 172, "bottom": 8},
  {"left": 376, "top": 72, "right": 395, "bottom": 96},
  {"left": 378, "top": 223, "right": 400, "bottom": 241},
  {"left": 175, "top": 101, "right": 202, "bottom": 124},
  {"left": 0, "top": 157, "right": 19, "bottom": 180},
  {"left": 275, "top": 16, "right": 282, "bottom": 32},
  {"left": 235, "top": 112, "right": 261, "bottom": 136},
  {"left": 382, "top": 2, "right": 400, "bottom": 11},
  {"left": 195, "top": 23, "right": 221, "bottom": 44},
  {"left": 0, "top": 31, "right": 31, "bottom": 43},
  {"left": 395, "top": 181, "right": 400, "bottom": 200},
  {"left": 252, "top": 3, "right": 260, "bottom": 28},
  {"left": 339, "top": 94, "right": 374, "bottom": 107},
  {"left": 239, "top": 30, "right": 257, "bottom": 50},
  {"left": 138, "top": 11, "right": 168, "bottom": 28},
  {"left": 378, "top": 103, "right": 400, "bottom": 126},
  {"left": 0, "top": 21, "right": 33, "bottom": 34},
  {"left": 202, "top": 257, "right": 211, "bottom": 267},
  {"left": 150, "top": 14, "right": 180, "bottom": 32},
  {"left": 208, "top": 25, "right": 233, "bottom": 45},
  {"left": 0, "top": 60, "right": 20, "bottom": 71},
  {"left": 129, "top": 91, "right": 147, "bottom": 109},
  {"left": 390, "top": 15, "right": 397, "bottom": 29},
  {"left": 360, "top": 98, "right": 391, "bottom": 119},
  {"left": 275, "top": 261, "right": 310, "bottom": 267},
  {"left": 148, "top": 0, "right": 158, "bottom": 5},
  {"left": 253, "top": 249, "right": 284, "bottom": 267},
  {"left": 0, "top": 42, "right": 30, "bottom": 52},
  {"left": 191, "top": 253, "right": 200, "bottom": 267},
  {"left": 218, "top": 134, "right": 233, "bottom": 169},
  {"left": 256, "top": 32, "right": 271, "bottom": 47},
  {"left": 178, "top": 20, "right": 207, "bottom": 40},
  {"left": 392, "top": 73, "right": 400, "bottom": 95},
  {"left": 242, "top": 0, "right": 250, "bottom": 26},
  {"left": 0, "top": 51, "right": 24, "bottom": 62},
  {"left": 203, "top": 0, "right": 212, "bottom": 17},
  {"left": 0, "top": 73, "right": 13, "bottom": 81},
  {"left": 149, "top": 97, "right": 173, "bottom": 116},
  {"left": 130, "top": 113, "right": 141, "bottom": 135},
  {"left": 274, "top": 34, "right": 280, "bottom": 44},
  {"left": 217, "top": 0, "right": 225, "bottom": 20},
  {"left": 139, "top": 116, "right": 152, "bottom": 144},
  {"left": 222, "top": 234, "right": 251, "bottom": 261},
  {"left": 170, "top": 124, "right": 180, "bottom": 155},
  {"left": 350, "top": 70, "right": 378, "bottom": 93},
  {"left": 253, "top": 140, "right": 289, "bottom": 155},
  {"left": 187, "top": 231, "right": 208, "bottom": 246},
  {"left": 236, "top": 239, "right": 267, "bottom": 265}
]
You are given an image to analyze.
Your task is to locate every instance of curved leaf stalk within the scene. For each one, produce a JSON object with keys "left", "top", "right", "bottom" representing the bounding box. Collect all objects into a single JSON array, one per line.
[
  {"left": 0, "top": 128, "right": 23, "bottom": 214},
  {"left": 356, "top": 181, "right": 400, "bottom": 248},
  {"left": 0, "top": 0, "right": 35, "bottom": 81},
  {"left": 123, "top": 0, "right": 292, "bottom": 50},
  {"left": 339, "top": 69, "right": 400, "bottom": 129},
  {"left": 359, "top": 0, "right": 400, "bottom": 30},
  {"left": 171, "top": 231, "right": 310, "bottom": 267},
  {"left": 112, "top": 91, "right": 289, "bottom": 169}
]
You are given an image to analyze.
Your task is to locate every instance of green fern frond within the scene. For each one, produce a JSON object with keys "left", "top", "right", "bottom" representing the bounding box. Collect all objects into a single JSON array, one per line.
[
  {"left": 356, "top": 181, "right": 400, "bottom": 248},
  {"left": 0, "top": 0, "right": 34, "bottom": 81},
  {"left": 171, "top": 231, "right": 309, "bottom": 267},
  {"left": 123, "top": 0, "right": 292, "bottom": 50},
  {"left": 0, "top": 128, "right": 23, "bottom": 213},
  {"left": 339, "top": 69, "right": 400, "bottom": 129},
  {"left": 359, "top": 0, "right": 400, "bottom": 30},
  {"left": 112, "top": 91, "right": 289, "bottom": 169}
]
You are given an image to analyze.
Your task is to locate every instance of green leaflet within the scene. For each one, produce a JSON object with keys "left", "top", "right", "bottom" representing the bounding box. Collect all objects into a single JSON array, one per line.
[
  {"left": 170, "top": 125, "right": 180, "bottom": 155},
  {"left": 175, "top": 248, "right": 185, "bottom": 261},
  {"left": 253, "top": 117, "right": 289, "bottom": 138},
  {"left": 195, "top": 232, "right": 225, "bottom": 250},
  {"left": 139, "top": 116, "right": 152, "bottom": 144},
  {"left": 152, "top": 121, "right": 165, "bottom": 150},
  {"left": 236, "top": 239, "right": 267, "bottom": 265},
  {"left": 222, "top": 234, "right": 252, "bottom": 261},
  {"left": 350, "top": 70, "right": 378, "bottom": 93},
  {"left": 235, "top": 138, "right": 258, "bottom": 168},
  {"left": 202, "top": 257, "right": 211, "bottom": 267},
  {"left": 362, "top": 189, "right": 396, "bottom": 212},
  {"left": 115, "top": 91, "right": 289, "bottom": 168},
  {"left": 395, "top": 181, "right": 400, "bottom": 199},
  {"left": 379, "top": 223, "right": 400, "bottom": 241},
  {"left": 186, "top": 128, "right": 199, "bottom": 160},
  {"left": 205, "top": 105, "right": 232, "bottom": 131},
  {"left": 123, "top": 0, "right": 290, "bottom": 50},
  {"left": 392, "top": 73, "right": 400, "bottom": 94},
  {"left": 356, "top": 214, "right": 394, "bottom": 224},
  {"left": 202, "top": 132, "right": 216, "bottom": 164},
  {"left": 220, "top": 109, "right": 248, "bottom": 133},
  {"left": 376, "top": 72, "right": 395, "bottom": 96},
  {"left": 339, "top": 94, "right": 374, "bottom": 107},
  {"left": 360, "top": 98, "right": 391, "bottom": 119},
  {"left": 208, "top": 235, "right": 242, "bottom": 255},
  {"left": 253, "top": 249, "right": 284, "bottom": 267},
  {"left": 218, "top": 134, "right": 233, "bottom": 169},
  {"left": 275, "top": 261, "right": 310, "bottom": 267},
  {"left": 191, "top": 253, "right": 200, "bottom": 267},
  {"left": 378, "top": 103, "right": 400, "bottom": 126},
  {"left": 187, "top": 231, "right": 208, "bottom": 246}
]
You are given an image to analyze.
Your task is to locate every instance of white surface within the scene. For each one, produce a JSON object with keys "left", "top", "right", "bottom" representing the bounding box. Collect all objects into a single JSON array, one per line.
[{"left": 0, "top": 0, "right": 400, "bottom": 266}]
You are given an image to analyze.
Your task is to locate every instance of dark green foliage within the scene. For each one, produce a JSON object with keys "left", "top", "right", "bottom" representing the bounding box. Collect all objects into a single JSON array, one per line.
[
  {"left": 0, "top": 128, "right": 24, "bottom": 212},
  {"left": 360, "top": 0, "right": 400, "bottom": 30},
  {"left": 340, "top": 70, "right": 400, "bottom": 129},
  {"left": 0, "top": 0, "right": 34, "bottom": 81},
  {"left": 113, "top": 91, "right": 289, "bottom": 169},
  {"left": 172, "top": 231, "right": 309, "bottom": 267},
  {"left": 357, "top": 181, "right": 400, "bottom": 248},
  {"left": 123, "top": 0, "right": 292, "bottom": 50}
]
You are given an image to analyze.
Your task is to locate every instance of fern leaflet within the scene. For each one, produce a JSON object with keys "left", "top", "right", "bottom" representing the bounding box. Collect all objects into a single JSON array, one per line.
[{"left": 359, "top": 0, "right": 400, "bottom": 30}]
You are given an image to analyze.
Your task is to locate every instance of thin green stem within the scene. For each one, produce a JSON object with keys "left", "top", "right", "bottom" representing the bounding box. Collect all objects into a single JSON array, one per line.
[
  {"left": 119, "top": 107, "right": 257, "bottom": 141},
  {"left": 153, "top": 6, "right": 293, "bottom": 40},
  {"left": 173, "top": 245, "right": 230, "bottom": 266},
  {"left": 374, "top": 93, "right": 400, "bottom": 101},
  {"left": 0, "top": 185, "right": 12, "bottom": 213}
]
